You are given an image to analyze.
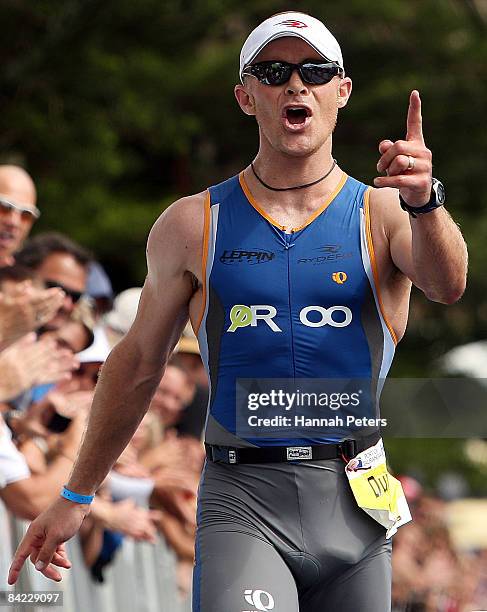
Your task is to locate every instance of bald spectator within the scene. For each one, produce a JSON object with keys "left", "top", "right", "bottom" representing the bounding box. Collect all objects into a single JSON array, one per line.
[
  {"left": 0, "top": 165, "right": 39, "bottom": 268},
  {"left": 0, "top": 169, "right": 62, "bottom": 349},
  {"left": 16, "top": 232, "right": 92, "bottom": 330}
]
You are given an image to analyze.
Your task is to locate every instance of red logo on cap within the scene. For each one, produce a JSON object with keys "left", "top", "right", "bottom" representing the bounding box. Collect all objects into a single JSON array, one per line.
[{"left": 276, "top": 20, "right": 308, "bottom": 28}]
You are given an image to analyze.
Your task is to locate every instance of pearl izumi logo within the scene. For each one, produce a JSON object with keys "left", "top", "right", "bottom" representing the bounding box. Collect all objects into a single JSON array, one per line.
[
  {"left": 332, "top": 271, "right": 348, "bottom": 284},
  {"left": 243, "top": 589, "right": 275, "bottom": 612}
]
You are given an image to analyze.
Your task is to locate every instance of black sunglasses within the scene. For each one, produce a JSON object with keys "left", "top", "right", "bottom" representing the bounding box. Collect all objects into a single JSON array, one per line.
[
  {"left": 44, "top": 280, "right": 83, "bottom": 304},
  {"left": 0, "top": 197, "right": 40, "bottom": 223},
  {"left": 242, "top": 60, "right": 344, "bottom": 86}
]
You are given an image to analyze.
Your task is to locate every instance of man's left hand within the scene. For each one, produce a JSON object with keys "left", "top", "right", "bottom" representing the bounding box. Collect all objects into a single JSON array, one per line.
[{"left": 374, "top": 90, "right": 433, "bottom": 207}]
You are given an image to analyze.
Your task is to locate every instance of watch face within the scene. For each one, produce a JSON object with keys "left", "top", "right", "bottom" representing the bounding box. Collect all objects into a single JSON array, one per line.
[{"left": 434, "top": 180, "right": 446, "bottom": 204}]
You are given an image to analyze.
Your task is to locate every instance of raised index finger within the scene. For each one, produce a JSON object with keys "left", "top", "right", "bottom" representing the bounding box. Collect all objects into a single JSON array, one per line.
[{"left": 406, "top": 90, "right": 424, "bottom": 143}]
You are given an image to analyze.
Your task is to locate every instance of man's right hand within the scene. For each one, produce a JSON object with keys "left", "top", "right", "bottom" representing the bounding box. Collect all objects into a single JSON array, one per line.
[{"left": 8, "top": 496, "right": 91, "bottom": 584}]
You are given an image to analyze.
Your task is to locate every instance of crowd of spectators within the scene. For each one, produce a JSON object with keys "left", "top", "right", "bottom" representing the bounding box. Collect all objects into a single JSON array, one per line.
[
  {"left": 1, "top": 163, "right": 487, "bottom": 610},
  {"left": 0, "top": 164, "right": 207, "bottom": 599},
  {"left": 392, "top": 478, "right": 487, "bottom": 611}
]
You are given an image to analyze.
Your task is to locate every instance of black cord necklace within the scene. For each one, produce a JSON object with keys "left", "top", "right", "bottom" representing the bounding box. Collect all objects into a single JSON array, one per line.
[{"left": 250, "top": 158, "right": 337, "bottom": 192}]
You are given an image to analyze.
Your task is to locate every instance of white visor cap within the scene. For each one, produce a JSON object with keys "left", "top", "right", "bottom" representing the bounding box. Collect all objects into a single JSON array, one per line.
[{"left": 240, "top": 12, "right": 344, "bottom": 83}]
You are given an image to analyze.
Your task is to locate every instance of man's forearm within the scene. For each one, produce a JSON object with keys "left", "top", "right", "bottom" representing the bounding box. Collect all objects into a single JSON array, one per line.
[
  {"left": 411, "top": 207, "right": 467, "bottom": 303},
  {"left": 65, "top": 339, "right": 164, "bottom": 496}
]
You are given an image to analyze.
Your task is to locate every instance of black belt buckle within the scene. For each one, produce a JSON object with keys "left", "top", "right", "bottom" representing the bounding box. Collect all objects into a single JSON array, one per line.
[
  {"left": 206, "top": 445, "right": 239, "bottom": 464},
  {"left": 339, "top": 439, "right": 357, "bottom": 462}
]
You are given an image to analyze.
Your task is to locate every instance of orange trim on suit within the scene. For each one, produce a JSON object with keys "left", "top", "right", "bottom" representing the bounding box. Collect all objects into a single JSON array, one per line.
[
  {"left": 239, "top": 171, "right": 348, "bottom": 233},
  {"left": 364, "top": 187, "right": 398, "bottom": 345},
  {"left": 194, "top": 190, "right": 211, "bottom": 336}
]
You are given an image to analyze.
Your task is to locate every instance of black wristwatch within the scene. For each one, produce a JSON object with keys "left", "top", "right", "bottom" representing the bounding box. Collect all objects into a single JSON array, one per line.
[{"left": 399, "top": 178, "right": 445, "bottom": 218}]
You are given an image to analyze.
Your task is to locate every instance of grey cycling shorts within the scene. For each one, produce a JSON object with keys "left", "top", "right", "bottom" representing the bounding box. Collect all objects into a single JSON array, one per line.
[{"left": 192, "top": 457, "right": 392, "bottom": 612}]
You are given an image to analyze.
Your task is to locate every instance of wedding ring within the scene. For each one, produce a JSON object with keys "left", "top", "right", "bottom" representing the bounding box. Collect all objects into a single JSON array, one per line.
[{"left": 407, "top": 155, "right": 415, "bottom": 171}]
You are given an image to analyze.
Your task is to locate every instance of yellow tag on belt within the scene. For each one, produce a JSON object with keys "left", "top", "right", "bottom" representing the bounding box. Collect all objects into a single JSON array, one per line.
[{"left": 345, "top": 439, "right": 412, "bottom": 538}]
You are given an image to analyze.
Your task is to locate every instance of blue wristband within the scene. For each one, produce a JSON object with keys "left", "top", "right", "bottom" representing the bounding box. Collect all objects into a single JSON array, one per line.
[{"left": 61, "top": 485, "right": 94, "bottom": 505}]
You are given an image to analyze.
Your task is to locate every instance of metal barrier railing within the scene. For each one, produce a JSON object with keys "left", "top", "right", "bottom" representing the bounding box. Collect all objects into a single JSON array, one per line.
[{"left": 0, "top": 501, "right": 191, "bottom": 612}]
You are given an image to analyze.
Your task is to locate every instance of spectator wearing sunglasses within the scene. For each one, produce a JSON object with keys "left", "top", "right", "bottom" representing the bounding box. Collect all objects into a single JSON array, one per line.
[
  {"left": 16, "top": 233, "right": 92, "bottom": 331},
  {"left": 0, "top": 165, "right": 39, "bottom": 268}
]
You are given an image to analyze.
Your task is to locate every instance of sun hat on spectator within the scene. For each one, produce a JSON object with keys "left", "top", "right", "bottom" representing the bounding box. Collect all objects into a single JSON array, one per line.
[
  {"left": 104, "top": 287, "right": 142, "bottom": 335},
  {"left": 77, "top": 325, "right": 111, "bottom": 363},
  {"left": 175, "top": 322, "right": 199, "bottom": 355}
]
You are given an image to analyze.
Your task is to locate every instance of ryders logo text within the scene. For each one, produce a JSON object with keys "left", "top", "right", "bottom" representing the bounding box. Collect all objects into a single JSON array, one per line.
[{"left": 298, "top": 244, "right": 353, "bottom": 265}]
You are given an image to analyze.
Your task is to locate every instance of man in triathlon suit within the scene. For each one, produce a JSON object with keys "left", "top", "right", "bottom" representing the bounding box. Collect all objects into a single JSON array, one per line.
[{"left": 9, "top": 11, "right": 467, "bottom": 612}]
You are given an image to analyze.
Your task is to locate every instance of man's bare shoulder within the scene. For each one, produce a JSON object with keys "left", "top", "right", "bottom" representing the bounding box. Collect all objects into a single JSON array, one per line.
[
  {"left": 150, "top": 190, "right": 207, "bottom": 242},
  {"left": 147, "top": 190, "right": 207, "bottom": 278}
]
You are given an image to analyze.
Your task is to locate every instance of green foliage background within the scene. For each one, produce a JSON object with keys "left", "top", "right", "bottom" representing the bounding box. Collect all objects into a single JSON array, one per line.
[{"left": 1, "top": 0, "right": 486, "bottom": 491}]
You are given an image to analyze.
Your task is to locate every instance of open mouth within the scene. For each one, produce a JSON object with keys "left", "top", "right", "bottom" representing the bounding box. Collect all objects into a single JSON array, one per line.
[
  {"left": 282, "top": 106, "right": 312, "bottom": 131},
  {"left": 286, "top": 107, "right": 309, "bottom": 124}
]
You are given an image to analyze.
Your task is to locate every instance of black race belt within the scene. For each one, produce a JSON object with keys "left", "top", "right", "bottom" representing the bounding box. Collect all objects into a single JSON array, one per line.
[{"left": 205, "top": 431, "right": 381, "bottom": 465}]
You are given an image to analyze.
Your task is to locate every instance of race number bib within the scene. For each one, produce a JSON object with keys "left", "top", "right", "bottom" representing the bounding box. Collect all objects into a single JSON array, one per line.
[{"left": 345, "top": 438, "right": 412, "bottom": 538}]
